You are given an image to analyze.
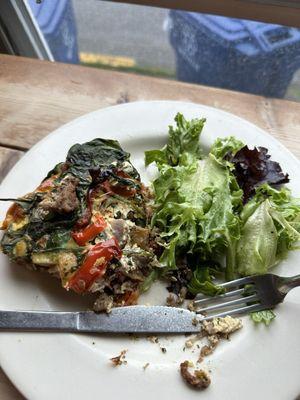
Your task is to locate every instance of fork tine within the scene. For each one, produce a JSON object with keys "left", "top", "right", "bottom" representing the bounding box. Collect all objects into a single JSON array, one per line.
[
  {"left": 201, "top": 303, "right": 264, "bottom": 320},
  {"left": 194, "top": 288, "right": 245, "bottom": 305},
  {"left": 196, "top": 293, "right": 259, "bottom": 313},
  {"left": 218, "top": 276, "right": 255, "bottom": 289}
]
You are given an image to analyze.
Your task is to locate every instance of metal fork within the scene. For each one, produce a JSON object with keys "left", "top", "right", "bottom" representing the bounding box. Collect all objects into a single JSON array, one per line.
[{"left": 194, "top": 273, "right": 300, "bottom": 319}]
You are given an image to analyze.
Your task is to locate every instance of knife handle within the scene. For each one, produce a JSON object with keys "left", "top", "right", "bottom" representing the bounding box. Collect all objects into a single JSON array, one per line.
[{"left": 0, "top": 310, "right": 78, "bottom": 331}]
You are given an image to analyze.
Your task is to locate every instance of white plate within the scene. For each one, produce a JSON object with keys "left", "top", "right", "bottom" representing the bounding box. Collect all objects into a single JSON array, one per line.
[{"left": 0, "top": 101, "right": 299, "bottom": 400}]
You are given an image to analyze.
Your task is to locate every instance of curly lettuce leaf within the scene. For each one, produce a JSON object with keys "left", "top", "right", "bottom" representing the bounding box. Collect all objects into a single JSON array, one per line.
[
  {"left": 210, "top": 136, "right": 244, "bottom": 161},
  {"left": 261, "top": 186, "right": 300, "bottom": 260},
  {"left": 237, "top": 184, "right": 300, "bottom": 276},
  {"left": 237, "top": 199, "right": 278, "bottom": 276},
  {"left": 250, "top": 310, "right": 276, "bottom": 325},
  {"left": 145, "top": 113, "right": 206, "bottom": 167},
  {"left": 152, "top": 155, "right": 242, "bottom": 279},
  {"left": 188, "top": 264, "right": 225, "bottom": 296},
  {"left": 147, "top": 117, "right": 244, "bottom": 285}
]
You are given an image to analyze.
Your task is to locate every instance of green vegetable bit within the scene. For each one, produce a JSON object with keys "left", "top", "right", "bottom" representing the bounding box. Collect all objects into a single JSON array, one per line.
[{"left": 250, "top": 310, "right": 276, "bottom": 325}]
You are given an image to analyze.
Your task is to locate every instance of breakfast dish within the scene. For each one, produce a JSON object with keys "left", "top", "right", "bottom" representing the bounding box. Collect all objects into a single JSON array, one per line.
[{"left": 0, "top": 139, "right": 160, "bottom": 311}]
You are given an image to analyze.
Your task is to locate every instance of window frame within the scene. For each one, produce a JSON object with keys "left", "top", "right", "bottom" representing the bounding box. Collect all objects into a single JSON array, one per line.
[
  {"left": 110, "top": 0, "right": 300, "bottom": 27},
  {"left": 0, "top": 0, "right": 53, "bottom": 60},
  {"left": 1, "top": 0, "right": 299, "bottom": 62}
]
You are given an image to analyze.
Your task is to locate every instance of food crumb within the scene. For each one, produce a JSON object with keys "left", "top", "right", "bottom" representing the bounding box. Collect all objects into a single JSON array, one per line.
[
  {"left": 110, "top": 349, "right": 128, "bottom": 366},
  {"left": 188, "top": 301, "right": 196, "bottom": 312},
  {"left": 147, "top": 335, "right": 159, "bottom": 344},
  {"left": 184, "top": 333, "right": 204, "bottom": 349},
  {"left": 200, "top": 334, "right": 220, "bottom": 358},
  {"left": 143, "top": 362, "right": 150, "bottom": 370},
  {"left": 128, "top": 333, "right": 139, "bottom": 341},
  {"left": 185, "top": 317, "right": 242, "bottom": 363},
  {"left": 161, "top": 347, "right": 167, "bottom": 353},
  {"left": 185, "top": 339, "right": 194, "bottom": 349},
  {"left": 196, "top": 316, "right": 242, "bottom": 363},
  {"left": 180, "top": 361, "right": 211, "bottom": 389},
  {"left": 166, "top": 287, "right": 187, "bottom": 307}
]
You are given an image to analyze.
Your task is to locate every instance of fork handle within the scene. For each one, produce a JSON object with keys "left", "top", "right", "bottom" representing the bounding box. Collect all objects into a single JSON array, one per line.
[{"left": 279, "top": 274, "right": 300, "bottom": 294}]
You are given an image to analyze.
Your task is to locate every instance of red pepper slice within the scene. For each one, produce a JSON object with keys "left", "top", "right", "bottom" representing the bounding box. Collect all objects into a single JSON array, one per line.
[
  {"left": 101, "top": 180, "right": 136, "bottom": 198},
  {"left": 115, "top": 169, "right": 132, "bottom": 179},
  {"left": 65, "top": 237, "right": 122, "bottom": 294},
  {"left": 72, "top": 214, "right": 107, "bottom": 246}
]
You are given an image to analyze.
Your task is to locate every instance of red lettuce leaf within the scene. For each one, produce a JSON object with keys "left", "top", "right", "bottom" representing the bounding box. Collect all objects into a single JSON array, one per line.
[{"left": 231, "top": 146, "right": 289, "bottom": 203}]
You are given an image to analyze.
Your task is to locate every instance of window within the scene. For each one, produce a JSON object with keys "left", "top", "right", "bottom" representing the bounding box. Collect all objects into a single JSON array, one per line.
[{"left": 2, "top": 0, "right": 300, "bottom": 101}]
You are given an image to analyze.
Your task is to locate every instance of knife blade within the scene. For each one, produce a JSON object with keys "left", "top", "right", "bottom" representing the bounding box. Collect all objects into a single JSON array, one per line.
[{"left": 0, "top": 306, "right": 204, "bottom": 333}]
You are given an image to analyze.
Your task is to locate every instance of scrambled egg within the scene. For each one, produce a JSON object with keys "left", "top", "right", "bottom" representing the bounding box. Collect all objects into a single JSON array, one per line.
[
  {"left": 202, "top": 316, "right": 242, "bottom": 335},
  {"left": 31, "top": 252, "right": 59, "bottom": 266},
  {"left": 11, "top": 216, "right": 29, "bottom": 231},
  {"left": 13, "top": 240, "right": 27, "bottom": 257}
]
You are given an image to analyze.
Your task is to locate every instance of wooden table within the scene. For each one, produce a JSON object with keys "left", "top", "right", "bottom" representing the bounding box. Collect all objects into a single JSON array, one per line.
[{"left": 1, "top": 54, "right": 300, "bottom": 399}]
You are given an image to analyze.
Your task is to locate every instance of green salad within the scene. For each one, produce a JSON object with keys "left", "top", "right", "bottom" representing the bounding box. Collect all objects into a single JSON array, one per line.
[{"left": 145, "top": 113, "right": 300, "bottom": 324}]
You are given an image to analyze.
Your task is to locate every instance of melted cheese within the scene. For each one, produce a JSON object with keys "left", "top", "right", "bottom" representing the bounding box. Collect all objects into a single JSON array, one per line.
[
  {"left": 31, "top": 252, "right": 59, "bottom": 266},
  {"left": 11, "top": 216, "right": 29, "bottom": 231},
  {"left": 13, "top": 240, "right": 27, "bottom": 257}
]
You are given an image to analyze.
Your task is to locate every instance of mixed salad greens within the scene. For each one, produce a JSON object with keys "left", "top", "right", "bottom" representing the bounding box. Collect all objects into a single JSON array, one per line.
[{"left": 145, "top": 113, "right": 300, "bottom": 323}]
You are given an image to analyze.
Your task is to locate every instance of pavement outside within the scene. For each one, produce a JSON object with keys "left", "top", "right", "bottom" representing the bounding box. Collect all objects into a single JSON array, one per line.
[{"left": 73, "top": 0, "right": 175, "bottom": 74}]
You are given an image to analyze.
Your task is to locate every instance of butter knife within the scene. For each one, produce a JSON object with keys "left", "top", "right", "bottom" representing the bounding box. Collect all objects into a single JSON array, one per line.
[{"left": 0, "top": 306, "right": 203, "bottom": 333}]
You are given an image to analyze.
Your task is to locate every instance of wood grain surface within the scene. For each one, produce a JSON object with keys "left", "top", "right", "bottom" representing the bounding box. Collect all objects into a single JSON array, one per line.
[
  {"left": 0, "top": 370, "right": 24, "bottom": 400},
  {"left": 1, "top": 55, "right": 300, "bottom": 157},
  {"left": 0, "top": 54, "right": 300, "bottom": 400}
]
